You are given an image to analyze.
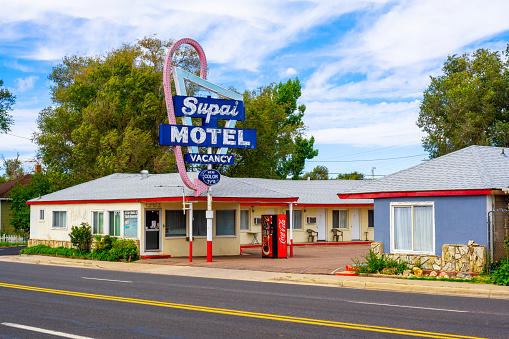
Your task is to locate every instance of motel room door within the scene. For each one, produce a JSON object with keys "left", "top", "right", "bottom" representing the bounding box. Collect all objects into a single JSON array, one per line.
[
  {"left": 316, "top": 209, "right": 326, "bottom": 241},
  {"left": 350, "top": 209, "right": 360, "bottom": 240},
  {"left": 145, "top": 209, "right": 161, "bottom": 251}
]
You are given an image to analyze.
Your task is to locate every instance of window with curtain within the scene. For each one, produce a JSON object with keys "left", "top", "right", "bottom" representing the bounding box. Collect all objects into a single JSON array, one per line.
[
  {"left": 286, "top": 210, "right": 302, "bottom": 230},
  {"left": 368, "top": 210, "right": 374, "bottom": 228},
  {"left": 165, "top": 210, "right": 186, "bottom": 237},
  {"left": 52, "top": 211, "right": 67, "bottom": 229},
  {"left": 109, "top": 211, "right": 121, "bottom": 236},
  {"left": 216, "top": 210, "right": 236, "bottom": 236},
  {"left": 193, "top": 210, "right": 207, "bottom": 236},
  {"left": 92, "top": 211, "right": 104, "bottom": 235},
  {"left": 240, "top": 210, "right": 249, "bottom": 231},
  {"left": 332, "top": 210, "right": 348, "bottom": 229},
  {"left": 392, "top": 203, "right": 433, "bottom": 253}
]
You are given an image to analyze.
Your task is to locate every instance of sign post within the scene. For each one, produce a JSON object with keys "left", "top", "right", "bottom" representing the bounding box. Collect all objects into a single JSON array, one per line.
[{"left": 161, "top": 38, "right": 256, "bottom": 263}]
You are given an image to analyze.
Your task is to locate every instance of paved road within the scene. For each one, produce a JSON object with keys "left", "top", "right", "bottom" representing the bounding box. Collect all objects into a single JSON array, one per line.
[
  {"left": 1, "top": 261, "right": 508, "bottom": 338},
  {"left": 0, "top": 245, "right": 25, "bottom": 256}
]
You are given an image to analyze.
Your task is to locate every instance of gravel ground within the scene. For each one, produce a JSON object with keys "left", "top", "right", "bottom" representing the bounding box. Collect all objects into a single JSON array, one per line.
[{"left": 137, "top": 244, "right": 372, "bottom": 275}]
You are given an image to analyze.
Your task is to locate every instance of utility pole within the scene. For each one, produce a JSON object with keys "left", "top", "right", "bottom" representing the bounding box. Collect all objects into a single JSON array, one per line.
[{"left": 372, "top": 167, "right": 376, "bottom": 180}]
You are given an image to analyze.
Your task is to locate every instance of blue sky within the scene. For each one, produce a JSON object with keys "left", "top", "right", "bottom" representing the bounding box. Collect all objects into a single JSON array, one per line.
[{"left": 1, "top": 0, "right": 509, "bottom": 178}]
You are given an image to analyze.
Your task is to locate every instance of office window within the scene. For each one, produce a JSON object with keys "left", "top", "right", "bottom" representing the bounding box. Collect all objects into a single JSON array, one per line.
[
  {"left": 368, "top": 210, "right": 374, "bottom": 228},
  {"left": 333, "top": 210, "right": 348, "bottom": 229},
  {"left": 165, "top": 210, "right": 186, "bottom": 237},
  {"left": 124, "top": 210, "right": 138, "bottom": 238},
  {"left": 392, "top": 203, "right": 434, "bottom": 253},
  {"left": 216, "top": 210, "right": 235, "bottom": 236},
  {"left": 52, "top": 211, "right": 67, "bottom": 229},
  {"left": 286, "top": 210, "right": 302, "bottom": 230},
  {"left": 92, "top": 211, "right": 104, "bottom": 235},
  {"left": 193, "top": 210, "right": 207, "bottom": 236},
  {"left": 240, "top": 210, "right": 250, "bottom": 231}
]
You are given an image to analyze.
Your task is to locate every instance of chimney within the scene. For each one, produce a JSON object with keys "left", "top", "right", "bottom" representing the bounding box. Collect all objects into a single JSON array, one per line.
[
  {"left": 140, "top": 170, "right": 149, "bottom": 180},
  {"left": 35, "top": 164, "right": 42, "bottom": 174}
]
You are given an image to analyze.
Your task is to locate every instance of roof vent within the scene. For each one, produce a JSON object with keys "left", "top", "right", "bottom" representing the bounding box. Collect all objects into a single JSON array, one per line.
[
  {"left": 502, "top": 149, "right": 505, "bottom": 155},
  {"left": 140, "top": 170, "right": 149, "bottom": 179}
]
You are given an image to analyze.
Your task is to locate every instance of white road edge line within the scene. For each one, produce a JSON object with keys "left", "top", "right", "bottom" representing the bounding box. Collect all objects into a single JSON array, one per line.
[
  {"left": 347, "top": 301, "right": 469, "bottom": 313},
  {"left": 2, "top": 322, "right": 94, "bottom": 339},
  {"left": 81, "top": 277, "right": 132, "bottom": 283}
]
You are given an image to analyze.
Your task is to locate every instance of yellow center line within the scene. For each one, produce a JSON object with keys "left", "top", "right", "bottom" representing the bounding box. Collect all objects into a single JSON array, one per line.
[{"left": 0, "top": 282, "right": 485, "bottom": 339}]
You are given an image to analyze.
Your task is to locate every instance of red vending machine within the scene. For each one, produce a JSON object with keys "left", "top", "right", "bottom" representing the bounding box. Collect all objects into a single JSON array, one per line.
[{"left": 261, "top": 215, "right": 287, "bottom": 258}]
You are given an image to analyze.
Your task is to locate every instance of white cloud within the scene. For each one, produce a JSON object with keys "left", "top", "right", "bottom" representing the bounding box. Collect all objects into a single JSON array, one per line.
[{"left": 14, "top": 76, "right": 39, "bottom": 92}]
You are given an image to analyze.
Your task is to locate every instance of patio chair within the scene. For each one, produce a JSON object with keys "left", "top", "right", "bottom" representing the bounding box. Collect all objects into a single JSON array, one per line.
[
  {"left": 306, "top": 229, "right": 318, "bottom": 242},
  {"left": 331, "top": 229, "right": 343, "bottom": 242}
]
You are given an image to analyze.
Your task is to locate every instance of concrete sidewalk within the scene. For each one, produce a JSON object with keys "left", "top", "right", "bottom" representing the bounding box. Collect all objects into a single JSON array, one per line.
[{"left": 1, "top": 253, "right": 509, "bottom": 300}]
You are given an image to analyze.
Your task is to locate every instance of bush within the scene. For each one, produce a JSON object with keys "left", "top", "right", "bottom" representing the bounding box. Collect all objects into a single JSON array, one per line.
[
  {"left": 352, "top": 250, "right": 408, "bottom": 274},
  {"left": 69, "top": 223, "right": 92, "bottom": 252},
  {"left": 93, "top": 235, "right": 116, "bottom": 254},
  {"left": 107, "top": 239, "right": 139, "bottom": 261},
  {"left": 492, "top": 258, "right": 509, "bottom": 286},
  {"left": 21, "top": 244, "right": 85, "bottom": 258}
]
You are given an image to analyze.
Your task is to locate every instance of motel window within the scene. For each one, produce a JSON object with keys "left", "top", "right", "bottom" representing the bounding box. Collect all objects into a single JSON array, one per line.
[
  {"left": 124, "top": 210, "right": 138, "bottom": 238},
  {"left": 165, "top": 210, "right": 186, "bottom": 237},
  {"left": 109, "top": 211, "right": 121, "bottom": 237},
  {"left": 333, "top": 210, "right": 348, "bottom": 229},
  {"left": 52, "top": 211, "right": 67, "bottom": 229},
  {"left": 92, "top": 211, "right": 104, "bottom": 235},
  {"left": 240, "top": 210, "right": 250, "bottom": 231},
  {"left": 216, "top": 210, "right": 236, "bottom": 236},
  {"left": 39, "top": 209, "right": 45, "bottom": 221},
  {"left": 193, "top": 210, "right": 207, "bottom": 236},
  {"left": 391, "top": 202, "right": 434, "bottom": 254},
  {"left": 286, "top": 210, "right": 302, "bottom": 230},
  {"left": 368, "top": 210, "right": 374, "bottom": 228}
]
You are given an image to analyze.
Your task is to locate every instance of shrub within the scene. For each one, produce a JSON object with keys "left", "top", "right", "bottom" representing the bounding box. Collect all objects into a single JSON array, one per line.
[
  {"left": 352, "top": 250, "right": 408, "bottom": 274},
  {"left": 69, "top": 223, "right": 92, "bottom": 252},
  {"left": 93, "top": 235, "right": 116, "bottom": 254},
  {"left": 492, "top": 258, "right": 509, "bottom": 286},
  {"left": 107, "top": 239, "right": 139, "bottom": 262}
]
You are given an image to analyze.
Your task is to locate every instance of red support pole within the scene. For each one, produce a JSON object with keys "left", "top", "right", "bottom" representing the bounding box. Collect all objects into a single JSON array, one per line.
[
  {"left": 290, "top": 239, "right": 293, "bottom": 258},
  {"left": 189, "top": 241, "right": 193, "bottom": 262},
  {"left": 207, "top": 241, "right": 212, "bottom": 262}
]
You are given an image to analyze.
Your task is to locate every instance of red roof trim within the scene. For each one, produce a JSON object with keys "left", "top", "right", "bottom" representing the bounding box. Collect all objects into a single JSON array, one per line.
[
  {"left": 295, "top": 203, "right": 373, "bottom": 207},
  {"left": 27, "top": 196, "right": 298, "bottom": 206},
  {"left": 337, "top": 189, "right": 494, "bottom": 199}
]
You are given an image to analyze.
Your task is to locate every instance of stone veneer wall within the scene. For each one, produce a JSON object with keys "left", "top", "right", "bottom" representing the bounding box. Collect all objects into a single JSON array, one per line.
[
  {"left": 28, "top": 238, "right": 141, "bottom": 250},
  {"left": 370, "top": 242, "right": 486, "bottom": 273}
]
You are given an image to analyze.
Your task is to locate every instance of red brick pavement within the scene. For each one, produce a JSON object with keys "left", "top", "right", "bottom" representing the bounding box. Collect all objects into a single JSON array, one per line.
[{"left": 137, "top": 243, "right": 372, "bottom": 275}]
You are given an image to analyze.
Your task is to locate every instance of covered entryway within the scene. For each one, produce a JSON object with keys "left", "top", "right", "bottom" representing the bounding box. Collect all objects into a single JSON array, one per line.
[{"left": 145, "top": 209, "right": 161, "bottom": 251}]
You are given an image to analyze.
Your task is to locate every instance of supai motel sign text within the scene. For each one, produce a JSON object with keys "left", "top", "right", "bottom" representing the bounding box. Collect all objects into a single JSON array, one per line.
[{"left": 160, "top": 95, "right": 256, "bottom": 150}]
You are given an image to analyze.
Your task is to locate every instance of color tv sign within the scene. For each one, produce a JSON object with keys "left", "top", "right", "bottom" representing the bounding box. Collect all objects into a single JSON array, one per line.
[{"left": 160, "top": 38, "right": 256, "bottom": 196}]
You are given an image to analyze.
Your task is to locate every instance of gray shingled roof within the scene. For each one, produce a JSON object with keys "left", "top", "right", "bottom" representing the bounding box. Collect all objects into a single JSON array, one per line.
[
  {"left": 29, "top": 172, "right": 372, "bottom": 205},
  {"left": 340, "top": 145, "right": 509, "bottom": 194},
  {"left": 238, "top": 178, "right": 372, "bottom": 205}
]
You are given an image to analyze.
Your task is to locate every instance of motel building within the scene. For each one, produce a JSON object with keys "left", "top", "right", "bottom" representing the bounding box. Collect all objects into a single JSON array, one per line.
[{"left": 27, "top": 172, "right": 373, "bottom": 258}]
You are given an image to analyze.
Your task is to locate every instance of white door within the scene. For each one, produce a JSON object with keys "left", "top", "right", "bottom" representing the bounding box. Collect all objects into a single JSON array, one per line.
[
  {"left": 350, "top": 209, "right": 360, "bottom": 240},
  {"left": 317, "top": 209, "right": 326, "bottom": 241}
]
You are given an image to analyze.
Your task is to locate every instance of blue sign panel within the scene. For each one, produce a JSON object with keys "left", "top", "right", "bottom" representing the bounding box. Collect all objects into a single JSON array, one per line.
[
  {"left": 173, "top": 95, "right": 245, "bottom": 123},
  {"left": 159, "top": 125, "right": 256, "bottom": 149},
  {"left": 184, "top": 153, "right": 234, "bottom": 165},
  {"left": 199, "top": 169, "right": 221, "bottom": 185}
]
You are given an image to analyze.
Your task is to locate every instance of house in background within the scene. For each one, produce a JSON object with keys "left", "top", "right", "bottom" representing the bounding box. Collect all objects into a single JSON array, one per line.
[
  {"left": 27, "top": 172, "right": 373, "bottom": 258},
  {"left": 0, "top": 174, "right": 32, "bottom": 235},
  {"left": 338, "top": 145, "right": 509, "bottom": 268}
]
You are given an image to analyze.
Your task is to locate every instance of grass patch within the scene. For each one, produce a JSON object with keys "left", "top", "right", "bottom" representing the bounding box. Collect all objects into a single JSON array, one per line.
[
  {"left": 402, "top": 275, "right": 494, "bottom": 284},
  {"left": 0, "top": 242, "right": 27, "bottom": 247}
]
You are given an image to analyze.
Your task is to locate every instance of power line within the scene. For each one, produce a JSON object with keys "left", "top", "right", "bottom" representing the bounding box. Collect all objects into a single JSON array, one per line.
[
  {"left": 308, "top": 153, "right": 427, "bottom": 163},
  {"left": 4, "top": 133, "right": 32, "bottom": 141}
]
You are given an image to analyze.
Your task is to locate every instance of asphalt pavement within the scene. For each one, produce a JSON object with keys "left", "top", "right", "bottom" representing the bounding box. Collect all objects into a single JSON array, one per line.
[{"left": 1, "top": 244, "right": 508, "bottom": 300}]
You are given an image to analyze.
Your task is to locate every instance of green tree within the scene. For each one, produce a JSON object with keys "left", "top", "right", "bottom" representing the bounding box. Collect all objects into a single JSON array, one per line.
[
  {"left": 417, "top": 46, "right": 509, "bottom": 158},
  {"left": 223, "top": 78, "right": 318, "bottom": 179},
  {"left": 301, "top": 165, "right": 329, "bottom": 180},
  {"left": 0, "top": 79, "right": 15, "bottom": 133},
  {"left": 8, "top": 172, "right": 84, "bottom": 234},
  {"left": 2, "top": 153, "right": 24, "bottom": 180},
  {"left": 34, "top": 36, "right": 200, "bottom": 178},
  {"left": 336, "top": 171, "right": 364, "bottom": 180}
]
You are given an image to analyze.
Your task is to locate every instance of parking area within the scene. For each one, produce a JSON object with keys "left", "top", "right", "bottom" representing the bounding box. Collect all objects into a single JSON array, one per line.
[{"left": 137, "top": 243, "right": 372, "bottom": 275}]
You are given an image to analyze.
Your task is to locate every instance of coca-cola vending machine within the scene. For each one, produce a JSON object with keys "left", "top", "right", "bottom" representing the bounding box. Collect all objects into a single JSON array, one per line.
[{"left": 261, "top": 215, "right": 287, "bottom": 258}]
